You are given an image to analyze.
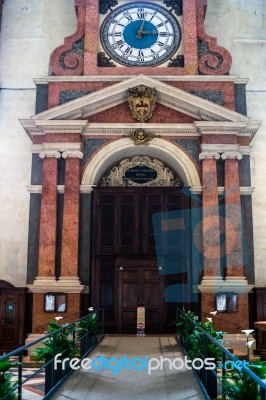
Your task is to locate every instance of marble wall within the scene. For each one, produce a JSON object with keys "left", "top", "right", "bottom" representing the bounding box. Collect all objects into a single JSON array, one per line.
[{"left": 0, "top": 0, "right": 265, "bottom": 287}]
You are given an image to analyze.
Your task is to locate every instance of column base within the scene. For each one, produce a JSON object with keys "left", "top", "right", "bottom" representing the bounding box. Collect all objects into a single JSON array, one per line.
[
  {"left": 28, "top": 276, "right": 89, "bottom": 293},
  {"left": 198, "top": 276, "right": 253, "bottom": 294}
]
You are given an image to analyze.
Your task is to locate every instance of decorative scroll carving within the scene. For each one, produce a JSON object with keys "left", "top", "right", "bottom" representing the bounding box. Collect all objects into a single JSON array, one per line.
[
  {"left": 98, "top": 52, "right": 116, "bottom": 67},
  {"left": 168, "top": 54, "right": 184, "bottom": 68},
  {"left": 123, "top": 129, "right": 160, "bottom": 146},
  {"left": 163, "top": 0, "right": 183, "bottom": 16},
  {"left": 128, "top": 86, "right": 157, "bottom": 122},
  {"left": 196, "top": 1, "right": 232, "bottom": 75},
  {"left": 49, "top": 6, "right": 86, "bottom": 76},
  {"left": 99, "top": 0, "right": 118, "bottom": 15},
  {"left": 100, "top": 156, "right": 182, "bottom": 187}
]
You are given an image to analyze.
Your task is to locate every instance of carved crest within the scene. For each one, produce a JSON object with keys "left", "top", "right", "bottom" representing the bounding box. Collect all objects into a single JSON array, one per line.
[
  {"left": 124, "top": 129, "right": 160, "bottom": 146},
  {"left": 128, "top": 85, "right": 157, "bottom": 122}
]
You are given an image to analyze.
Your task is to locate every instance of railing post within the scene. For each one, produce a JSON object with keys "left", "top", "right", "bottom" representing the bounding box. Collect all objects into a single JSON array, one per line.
[{"left": 18, "top": 351, "right": 23, "bottom": 400}]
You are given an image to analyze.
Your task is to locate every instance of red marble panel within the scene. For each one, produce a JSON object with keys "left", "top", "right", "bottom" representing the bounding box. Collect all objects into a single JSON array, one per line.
[
  {"left": 202, "top": 158, "right": 221, "bottom": 277},
  {"left": 44, "top": 134, "right": 81, "bottom": 143},
  {"left": 87, "top": 102, "right": 197, "bottom": 124},
  {"left": 32, "top": 293, "right": 81, "bottom": 333},
  {"left": 32, "top": 136, "right": 45, "bottom": 144},
  {"left": 224, "top": 159, "right": 243, "bottom": 277},
  {"left": 183, "top": 0, "right": 198, "bottom": 75},
  {"left": 201, "top": 293, "right": 249, "bottom": 333},
  {"left": 61, "top": 158, "right": 80, "bottom": 277},
  {"left": 38, "top": 158, "right": 57, "bottom": 277},
  {"left": 239, "top": 136, "right": 250, "bottom": 146},
  {"left": 202, "top": 134, "right": 238, "bottom": 144}
]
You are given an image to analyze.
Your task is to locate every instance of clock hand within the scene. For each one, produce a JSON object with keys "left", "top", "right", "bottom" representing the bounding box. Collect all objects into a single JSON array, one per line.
[
  {"left": 136, "top": 14, "right": 146, "bottom": 38},
  {"left": 139, "top": 30, "right": 157, "bottom": 35}
]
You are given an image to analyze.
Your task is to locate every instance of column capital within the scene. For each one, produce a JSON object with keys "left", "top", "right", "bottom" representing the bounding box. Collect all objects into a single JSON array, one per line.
[
  {"left": 221, "top": 152, "right": 243, "bottom": 160},
  {"left": 62, "top": 151, "right": 83, "bottom": 159},
  {"left": 39, "top": 151, "right": 61, "bottom": 159},
  {"left": 199, "top": 152, "right": 220, "bottom": 160}
]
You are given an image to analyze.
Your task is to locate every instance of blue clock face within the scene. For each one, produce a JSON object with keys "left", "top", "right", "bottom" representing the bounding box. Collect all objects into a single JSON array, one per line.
[{"left": 100, "top": 2, "right": 181, "bottom": 67}]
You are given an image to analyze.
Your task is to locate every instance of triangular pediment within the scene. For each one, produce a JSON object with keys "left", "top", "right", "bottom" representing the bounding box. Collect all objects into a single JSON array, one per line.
[
  {"left": 32, "top": 75, "right": 249, "bottom": 123},
  {"left": 20, "top": 75, "right": 261, "bottom": 139}
]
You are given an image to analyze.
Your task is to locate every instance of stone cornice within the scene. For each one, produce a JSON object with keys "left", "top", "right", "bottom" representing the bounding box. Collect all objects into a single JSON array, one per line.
[
  {"left": 21, "top": 121, "right": 261, "bottom": 140},
  {"left": 33, "top": 76, "right": 249, "bottom": 84}
]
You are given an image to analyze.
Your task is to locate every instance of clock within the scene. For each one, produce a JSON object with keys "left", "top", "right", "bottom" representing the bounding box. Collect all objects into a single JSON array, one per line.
[{"left": 100, "top": 2, "right": 181, "bottom": 67}]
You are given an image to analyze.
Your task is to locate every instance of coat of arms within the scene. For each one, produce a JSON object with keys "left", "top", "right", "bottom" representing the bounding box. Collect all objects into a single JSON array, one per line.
[{"left": 128, "top": 85, "right": 157, "bottom": 122}]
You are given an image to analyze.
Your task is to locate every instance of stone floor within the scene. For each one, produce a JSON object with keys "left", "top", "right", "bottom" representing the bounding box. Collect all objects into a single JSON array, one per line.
[{"left": 52, "top": 335, "right": 205, "bottom": 400}]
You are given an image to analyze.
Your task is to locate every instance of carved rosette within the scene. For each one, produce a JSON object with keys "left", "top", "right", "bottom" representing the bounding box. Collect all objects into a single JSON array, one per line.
[
  {"left": 49, "top": 5, "right": 85, "bottom": 76},
  {"left": 100, "top": 156, "right": 182, "bottom": 187}
]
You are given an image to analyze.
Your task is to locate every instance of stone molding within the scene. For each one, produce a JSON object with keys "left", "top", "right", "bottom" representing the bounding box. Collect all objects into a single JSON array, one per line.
[
  {"left": 33, "top": 76, "right": 249, "bottom": 84},
  {"left": 28, "top": 276, "right": 88, "bottom": 294},
  {"left": 199, "top": 152, "right": 220, "bottom": 160},
  {"left": 198, "top": 276, "right": 254, "bottom": 294},
  {"left": 21, "top": 121, "right": 260, "bottom": 140},
  {"left": 62, "top": 151, "right": 83, "bottom": 159},
  {"left": 221, "top": 152, "right": 243, "bottom": 160},
  {"left": 39, "top": 151, "right": 61, "bottom": 159}
]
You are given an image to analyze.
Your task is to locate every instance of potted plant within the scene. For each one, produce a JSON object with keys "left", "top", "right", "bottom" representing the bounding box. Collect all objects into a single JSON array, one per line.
[
  {"left": 31, "top": 317, "right": 78, "bottom": 394},
  {"left": 0, "top": 358, "right": 21, "bottom": 400},
  {"left": 76, "top": 309, "right": 101, "bottom": 355}
]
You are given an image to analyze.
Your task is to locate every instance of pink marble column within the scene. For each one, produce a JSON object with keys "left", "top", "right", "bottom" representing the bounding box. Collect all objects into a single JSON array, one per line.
[
  {"left": 199, "top": 152, "right": 221, "bottom": 278},
  {"left": 37, "top": 151, "right": 61, "bottom": 277},
  {"left": 221, "top": 152, "right": 244, "bottom": 277},
  {"left": 60, "top": 151, "right": 83, "bottom": 277}
]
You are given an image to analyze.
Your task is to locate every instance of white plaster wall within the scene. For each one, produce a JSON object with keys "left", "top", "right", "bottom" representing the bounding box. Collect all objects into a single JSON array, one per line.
[
  {"left": 0, "top": 0, "right": 77, "bottom": 286},
  {"left": 205, "top": 0, "right": 266, "bottom": 286}
]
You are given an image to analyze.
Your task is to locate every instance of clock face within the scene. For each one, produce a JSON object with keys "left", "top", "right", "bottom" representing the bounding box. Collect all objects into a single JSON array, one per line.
[{"left": 100, "top": 2, "right": 181, "bottom": 67}]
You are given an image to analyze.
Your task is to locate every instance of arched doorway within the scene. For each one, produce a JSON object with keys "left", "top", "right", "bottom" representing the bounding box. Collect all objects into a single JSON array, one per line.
[{"left": 82, "top": 140, "right": 201, "bottom": 333}]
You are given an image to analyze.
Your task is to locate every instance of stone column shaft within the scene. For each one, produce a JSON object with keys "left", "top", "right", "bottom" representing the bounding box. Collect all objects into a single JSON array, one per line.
[
  {"left": 60, "top": 151, "right": 82, "bottom": 277},
  {"left": 222, "top": 152, "right": 244, "bottom": 277},
  {"left": 200, "top": 152, "right": 221, "bottom": 278},
  {"left": 37, "top": 152, "right": 60, "bottom": 277}
]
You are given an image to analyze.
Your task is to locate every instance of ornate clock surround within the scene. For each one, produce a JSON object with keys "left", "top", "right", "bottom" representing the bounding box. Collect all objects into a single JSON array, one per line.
[{"left": 50, "top": 0, "right": 232, "bottom": 76}]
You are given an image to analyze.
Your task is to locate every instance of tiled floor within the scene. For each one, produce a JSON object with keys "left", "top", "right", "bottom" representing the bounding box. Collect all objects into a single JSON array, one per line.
[
  {"left": 51, "top": 336, "right": 205, "bottom": 400},
  {"left": 9, "top": 367, "right": 45, "bottom": 400}
]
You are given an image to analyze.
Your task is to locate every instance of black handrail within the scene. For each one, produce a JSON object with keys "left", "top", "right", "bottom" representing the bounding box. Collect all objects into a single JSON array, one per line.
[
  {"left": 176, "top": 308, "right": 266, "bottom": 400},
  {"left": 0, "top": 308, "right": 104, "bottom": 400},
  {"left": 35, "top": 311, "right": 82, "bottom": 333}
]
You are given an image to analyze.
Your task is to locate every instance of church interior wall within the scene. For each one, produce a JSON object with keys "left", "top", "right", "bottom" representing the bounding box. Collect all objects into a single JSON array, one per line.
[{"left": 0, "top": 0, "right": 265, "bottom": 288}]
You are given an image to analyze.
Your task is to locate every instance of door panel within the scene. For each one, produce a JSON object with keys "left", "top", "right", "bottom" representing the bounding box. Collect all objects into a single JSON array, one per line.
[{"left": 92, "top": 187, "right": 190, "bottom": 333}]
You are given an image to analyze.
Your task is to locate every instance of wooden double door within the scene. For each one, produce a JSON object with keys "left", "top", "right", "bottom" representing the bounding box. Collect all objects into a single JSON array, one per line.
[{"left": 91, "top": 187, "right": 190, "bottom": 333}]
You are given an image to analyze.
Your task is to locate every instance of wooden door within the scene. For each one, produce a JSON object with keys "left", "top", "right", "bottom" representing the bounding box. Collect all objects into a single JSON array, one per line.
[
  {"left": 92, "top": 187, "right": 190, "bottom": 333},
  {"left": 0, "top": 295, "right": 18, "bottom": 349},
  {"left": 118, "top": 259, "right": 164, "bottom": 333}
]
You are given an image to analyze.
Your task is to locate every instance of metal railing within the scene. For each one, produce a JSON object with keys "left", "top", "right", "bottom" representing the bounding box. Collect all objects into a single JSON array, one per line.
[
  {"left": 0, "top": 308, "right": 104, "bottom": 400},
  {"left": 176, "top": 309, "right": 266, "bottom": 400}
]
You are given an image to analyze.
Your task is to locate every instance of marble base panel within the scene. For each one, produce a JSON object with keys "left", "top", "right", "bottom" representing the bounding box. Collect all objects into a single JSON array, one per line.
[
  {"left": 201, "top": 292, "right": 249, "bottom": 333},
  {"left": 32, "top": 292, "right": 81, "bottom": 333}
]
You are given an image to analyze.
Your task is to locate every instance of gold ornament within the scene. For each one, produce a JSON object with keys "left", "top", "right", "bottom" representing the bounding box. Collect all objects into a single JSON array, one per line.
[{"left": 124, "top": 128, "right": 160, "bottom": 146}]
